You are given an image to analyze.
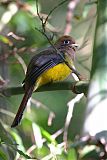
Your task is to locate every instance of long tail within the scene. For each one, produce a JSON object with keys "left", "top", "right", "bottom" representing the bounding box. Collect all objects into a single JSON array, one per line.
[{"left": 11, "top": 85, "right": 34, "bottom": 128}]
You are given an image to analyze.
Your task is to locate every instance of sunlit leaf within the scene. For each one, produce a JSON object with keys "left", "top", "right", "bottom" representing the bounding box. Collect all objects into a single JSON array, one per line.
[
  {"left": 0, "top": 35, "right": 13, "bottom": 46},
  {"left": 67, "top": 148, "right": 77, "bottom": 160},
  {"left": 40, "top": 127, "right": 57, "bottom": 145}
]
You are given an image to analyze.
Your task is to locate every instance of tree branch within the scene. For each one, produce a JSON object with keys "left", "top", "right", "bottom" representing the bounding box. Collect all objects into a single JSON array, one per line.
[{"left": 0, "top": 81, "right": 88, "bottom": 97}]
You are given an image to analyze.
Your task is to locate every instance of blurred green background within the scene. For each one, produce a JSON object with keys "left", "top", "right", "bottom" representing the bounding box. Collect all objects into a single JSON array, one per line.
[{"left": 0, "top": 0, "right": 97, "bottom": 159}]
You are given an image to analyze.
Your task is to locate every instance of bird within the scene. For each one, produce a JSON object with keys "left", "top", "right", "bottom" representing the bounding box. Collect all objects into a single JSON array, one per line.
[{"left": 11, "top": 35, "right": 79, "bottom": 128}]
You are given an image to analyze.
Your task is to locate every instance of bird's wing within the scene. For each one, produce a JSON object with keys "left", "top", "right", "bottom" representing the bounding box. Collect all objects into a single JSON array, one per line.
[{"left": 23, "top": 49, "right": 65, "bottom": 85}]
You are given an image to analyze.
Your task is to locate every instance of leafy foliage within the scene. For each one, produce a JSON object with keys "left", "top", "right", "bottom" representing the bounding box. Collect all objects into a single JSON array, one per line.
[{"left": 0, "top": 0, "right": 107, "bottom": 159}]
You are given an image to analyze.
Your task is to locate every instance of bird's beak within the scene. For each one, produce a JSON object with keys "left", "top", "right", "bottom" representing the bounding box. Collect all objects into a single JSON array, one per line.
[{"left": 71, "top": 43, "right": 79, "bottom": 51}]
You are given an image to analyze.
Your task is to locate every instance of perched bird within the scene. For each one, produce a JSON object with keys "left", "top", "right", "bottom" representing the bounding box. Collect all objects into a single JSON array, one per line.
[{"left": 11, "top": 35, "right": 79, "bottom": 128}]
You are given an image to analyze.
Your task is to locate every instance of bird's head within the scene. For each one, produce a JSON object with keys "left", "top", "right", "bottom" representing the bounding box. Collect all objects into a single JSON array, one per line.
[{"left": 55, "top": 35, "right": 79, "bottom": 60}]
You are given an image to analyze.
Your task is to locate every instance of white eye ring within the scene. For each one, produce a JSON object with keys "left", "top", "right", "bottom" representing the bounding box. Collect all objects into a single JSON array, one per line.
[{"left": 63, "top": 40, "right": 70, "bottom": 44}]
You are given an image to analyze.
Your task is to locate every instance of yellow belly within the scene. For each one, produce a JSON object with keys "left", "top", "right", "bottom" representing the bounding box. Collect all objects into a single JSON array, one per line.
[{"left": 35, "top": 63, "right": 71, "bottom": 89}]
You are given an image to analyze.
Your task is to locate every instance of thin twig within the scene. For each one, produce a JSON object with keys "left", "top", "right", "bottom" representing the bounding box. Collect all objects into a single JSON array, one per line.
[
  {"left": 36, "top": 0, "right": 43, "bottom": 21},
  {"left": 36, "top": 0, "right": 68, "bottom": 30},
  {"left": 64, "top": 0, "right": 80, "bottom": 35},
  {"left": 44, "top": 0, "right": 68, "bottom": 27},
  {"left": 48, "top": 112, "right": 55, "bottom": 126},
  {"left": 52, "top": 128, "right": 64, "bottom": 139},
  {"left": 26, "top": 145, "right": 36, "bottom": 155},
  {"left": 7, "top": 32, "right": 25, "bottom": 41},
  {"left": 13, "top": 49, "right": 27, "bottom": 74}
]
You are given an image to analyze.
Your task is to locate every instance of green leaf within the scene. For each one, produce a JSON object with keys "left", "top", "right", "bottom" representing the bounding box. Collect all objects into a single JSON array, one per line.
[
  {"left": 4, "top": 143, "right": 36, "bottom": 159},
  {"left": 10, "top": 130, "right": 25, "bottom": 153},
  {"left": 14, "top": 148, "right": 34, "bottom": 159},
  {"left": 67, "top": 149, "right": 77, "bottom": 160},
  {"left": 40, "top": 127, "right": 57, "bottom": 145},
  {"left": 0, "top": 121, "right": 14, "bottom": 144},
  {"left": 81, "top": 149, "right": 99, "bottom": 159},
  {"left": 0, "top": 149, "right": 8, "bottom": 160}
]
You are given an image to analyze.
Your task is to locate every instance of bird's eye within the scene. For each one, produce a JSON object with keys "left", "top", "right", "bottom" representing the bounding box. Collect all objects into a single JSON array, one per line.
[{"left": 63, "top": 40, "right": 70, "bottom": 45}]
